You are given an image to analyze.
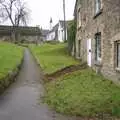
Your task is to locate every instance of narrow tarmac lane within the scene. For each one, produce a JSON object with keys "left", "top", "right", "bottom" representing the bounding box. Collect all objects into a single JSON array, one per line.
[{"left": 0, "top": 49, "right": 78, "bottom": 120}]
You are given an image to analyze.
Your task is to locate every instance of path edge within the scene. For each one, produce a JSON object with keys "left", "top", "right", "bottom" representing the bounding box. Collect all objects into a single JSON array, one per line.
[
  {"left": 28, "top": 48, "right": 45, "bottom": 80},
  {"left": 28, "top": 47, "right": 87, "bottom": 81}
]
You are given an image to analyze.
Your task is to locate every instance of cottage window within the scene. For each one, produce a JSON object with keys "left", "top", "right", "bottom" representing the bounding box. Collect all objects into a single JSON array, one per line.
[
  {"left": 95, "top": 33, "right": 101, "bottom": 61},
  {"left": 78, "top": 9, "right": 81, "bottom": 28},
  {"left": 78, "top": 40, "right": 81, "bottom": 57},
  {"left": 95, "top": 0, "right": 101, "bottom": 14},
  {"left": 117, "top": 43, "right": 120, "bottom": 68}
]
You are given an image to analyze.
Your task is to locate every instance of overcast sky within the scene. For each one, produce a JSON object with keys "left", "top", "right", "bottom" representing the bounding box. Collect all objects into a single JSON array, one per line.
[{"left": 26, "top": 0, "right": 76, "bottom": 29}]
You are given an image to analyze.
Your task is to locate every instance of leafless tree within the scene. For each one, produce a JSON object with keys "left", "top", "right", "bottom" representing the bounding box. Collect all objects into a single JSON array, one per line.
[{"left": 0, "top": 0, "right": 30, "bottom": 41}]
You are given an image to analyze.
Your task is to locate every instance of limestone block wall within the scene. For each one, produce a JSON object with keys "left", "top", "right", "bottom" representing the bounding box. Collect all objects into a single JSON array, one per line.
[{"left": 75, "top": 0, "right": 120, "bottom": 82}]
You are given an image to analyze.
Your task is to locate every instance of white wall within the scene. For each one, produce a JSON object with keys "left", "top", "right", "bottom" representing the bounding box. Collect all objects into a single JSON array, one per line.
[
  {"left": 46, "top": 21, "right": 68, "bottom": 42},
  {"left": 58, "top": 22, "right": 64, "bottom": 42},
  {"left": 46, "top": 31, "right": 55, "bottom": 41},
  {"left": 58, "top": 22, "right": 67, "bottom": 42}
]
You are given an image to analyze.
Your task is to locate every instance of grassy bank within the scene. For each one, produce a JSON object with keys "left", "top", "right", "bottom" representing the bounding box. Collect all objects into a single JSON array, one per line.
[
  {"left": 30, "top": 43, "right": 79, "bottom": 74},
  {"left": 30, "top": 43, "right": 120, "bottom": 118},
  {"left": 0, "top": 42, "right": 24, "bottom": 79},
  {"left": 45, "top": 68, "right": 120, "bottom": 117}
]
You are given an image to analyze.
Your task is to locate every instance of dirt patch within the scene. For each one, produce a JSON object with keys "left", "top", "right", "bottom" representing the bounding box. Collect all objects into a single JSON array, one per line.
[{"left": 45, "top": 62, "right": 87, "bottom": 81}]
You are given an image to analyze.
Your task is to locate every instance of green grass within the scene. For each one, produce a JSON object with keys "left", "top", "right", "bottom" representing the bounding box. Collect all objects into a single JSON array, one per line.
[
  {"left": 44, "top": 68, "right": 120, "bottom": 117},
  {"left": 30, "top": 43, "right": 79, "bottom": 74},
  {"left": 0, "top": 42, "right": 24, "bottom": 79}
]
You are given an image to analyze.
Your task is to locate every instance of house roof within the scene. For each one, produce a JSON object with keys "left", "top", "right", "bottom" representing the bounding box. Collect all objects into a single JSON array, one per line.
[
  {"left": 59, "top": 20, "right": 64, "bottom": 28},
  {"left": 48, "top": 23, "right": 59, "bottom": 34},
  {"left": 59, "top": 20, "right": 73, "bottom": 28},
  {"left": 0, "top": 25, "right": 41, "bottom": 36},
  {"left": 47, "top": 20, "right": 73, "bottom": 34}
]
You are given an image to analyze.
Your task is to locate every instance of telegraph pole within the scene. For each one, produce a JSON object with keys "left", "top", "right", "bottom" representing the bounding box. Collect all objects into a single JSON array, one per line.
[{"left": 63, "top": 0, "right": 67, "bottom": 42}]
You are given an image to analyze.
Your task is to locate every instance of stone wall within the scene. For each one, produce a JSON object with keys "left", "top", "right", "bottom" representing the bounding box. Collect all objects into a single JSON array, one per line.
[
  {"left": 21, "top": 35, "right": 41, "bottom": 43},
  {"left": 75, "top": 0, "right": 120, "bottom": 82},
  {"left": 0, "top": 34, "right": 41, "bottom": 43},
  {"left": 0, "top": 36, "right": 11, "bottom": 41},
  {"left": 0, "top": 25, "right": 41, "bottom": 43}
]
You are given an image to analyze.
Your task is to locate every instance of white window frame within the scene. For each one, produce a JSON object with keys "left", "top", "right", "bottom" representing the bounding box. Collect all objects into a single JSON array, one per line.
[
  {"left": 116, "top": 42, "right": 120, "bottom": 68},
  {"left": 78, "top": 8, "right": 82, "bottom": 28},
  {"left": 95, "top": 0, "right": 102, "bottom": 14},
  {"left": 78, "top": 40, "right": 81, "bottom": 57}
]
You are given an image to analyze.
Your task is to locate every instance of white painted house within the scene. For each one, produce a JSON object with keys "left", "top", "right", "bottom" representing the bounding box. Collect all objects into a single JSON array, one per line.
[
  {"left": 46, "top": 20, "right": 68, "bottom": 42},
  {"left": 46, "top": 23, "right": 59, "bottom": 41}
]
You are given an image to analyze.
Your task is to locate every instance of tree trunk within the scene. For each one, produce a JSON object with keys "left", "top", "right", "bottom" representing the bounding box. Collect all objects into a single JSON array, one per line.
[
  {"left": 11, "top": 31, "right": 16, "bottom": 42},
  {"left": 11, "top": 26, "right": 20, "bottom": 43}
]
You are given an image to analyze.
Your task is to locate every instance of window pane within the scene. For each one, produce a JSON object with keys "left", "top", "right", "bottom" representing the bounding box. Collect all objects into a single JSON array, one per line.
[
  {"left": 96, "top": 0, "right": 101, "bottom": 13},
  {"left": 98, "top": 34, "right": 101, "bottom": 58},
  {"left": 78, "top": 40, "right": 81, "bottom": 57},
  {"left": 117, "top": 44, "right": 120, "bottom": 68},
  {"left": 78, "top": 12, "right": 79, "bottom": 26},
  {"left": 96, "top": 0, "right": 99, "bottom": 13},
  {"left": 95, "top": 33, "right": 101, "bottom": 61},
  {"left": 78, "top": 12, "right": 81, "bottom": 27},
  {"left": 98, "top": 0, "right": 101, "bottom": 10}
]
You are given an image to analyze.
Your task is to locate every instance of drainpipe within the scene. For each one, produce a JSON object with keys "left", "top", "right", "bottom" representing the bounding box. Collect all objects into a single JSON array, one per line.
[{"left": 63, "top": 0, "right": 67, "bottom": 42}]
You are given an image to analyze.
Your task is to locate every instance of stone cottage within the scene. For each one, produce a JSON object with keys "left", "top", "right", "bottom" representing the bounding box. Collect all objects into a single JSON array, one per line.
[
  {"left": 0, "top": 25, "right": 41, "bottom": 43},
  {"left": 74, "top": 0, "right": 120, "bottom": 82}
]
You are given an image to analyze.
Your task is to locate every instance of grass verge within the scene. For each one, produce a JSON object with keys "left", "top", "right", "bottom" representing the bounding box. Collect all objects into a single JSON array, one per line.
[
  {"left": 44, "top": 68, "right": 120, "bottom": 117},
  {"left": 0, "top": 42, "right": 24, "bottom": 79},
  {"left": 30, "top": 43, "right": 79, "bottom": 74}
]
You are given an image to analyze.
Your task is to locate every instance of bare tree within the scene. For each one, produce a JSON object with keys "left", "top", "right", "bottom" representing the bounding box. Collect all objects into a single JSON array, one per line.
[{"left": 0, "top": 0, "right": 30, "bottom": 41}]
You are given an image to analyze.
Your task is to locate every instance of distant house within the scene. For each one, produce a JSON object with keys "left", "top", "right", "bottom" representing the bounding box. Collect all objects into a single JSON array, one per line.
[
  {"left": 46, "top": 23, "right": 59, "bottom": 41},
  {"left": 74, "top": 0, "right": 120, "bottom": 82},
  {"left": 41, "top": 29, "right": 49, "bottom": 41},
  {"left": 58, "top": 20, "right": 68, "bottom": 42},
  {"left": 46, "top": 20, "right": 69, "bottom": 42},
  {"left": 0, "top": 25, "right": 41, "bottom": 43}
]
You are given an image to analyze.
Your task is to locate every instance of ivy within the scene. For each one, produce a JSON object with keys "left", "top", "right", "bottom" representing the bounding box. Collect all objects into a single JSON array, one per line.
[{"left": 67, "top": 20, "right": 77, "bottom": 55}]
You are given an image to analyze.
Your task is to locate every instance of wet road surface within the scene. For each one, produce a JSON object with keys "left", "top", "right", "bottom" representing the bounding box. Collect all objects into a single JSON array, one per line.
[{"left": 0, "top": 49, "right": 78, "bottom": 120}]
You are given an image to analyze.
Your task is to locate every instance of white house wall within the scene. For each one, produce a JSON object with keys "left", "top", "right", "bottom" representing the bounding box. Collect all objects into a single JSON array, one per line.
[
  {"left": 46, "top": 31, "right": 55, "bottom": 41},
  {"left": 58, "top": 28, "right": 67, "bottom": 42},
  {"left": 58, "top": 22, "right": 66, "bottom": 42},
  {"left": 46, "top": 21, "right": 68, "bottom": 42}
]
